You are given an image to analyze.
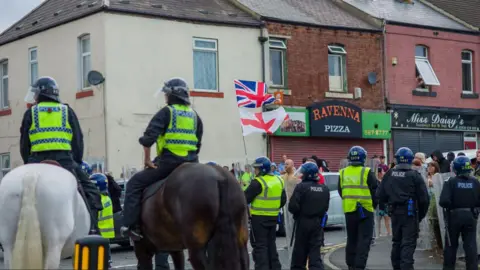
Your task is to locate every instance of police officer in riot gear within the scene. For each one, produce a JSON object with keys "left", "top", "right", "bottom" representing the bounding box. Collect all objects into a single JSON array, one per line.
[
  {"left": 121, "top": 77, "right": 204, "bottom": 240},
  {"left": 377, "top": 147, "right": 429, "bottom": 270},
  {"left": 338, "top": 146, "right": 378, "bottom": 270},
  {"left": 20, "top": 76, "right": 102, "bottom": 233},
  {"left": 245, "top": 156, "right": 287, "bottom": 270},
  {"left": 439, "top": 156, "right": 480, "bottom": 270},
  {"left": 289, "top": 161, "right": 330, "bottom": 270}
]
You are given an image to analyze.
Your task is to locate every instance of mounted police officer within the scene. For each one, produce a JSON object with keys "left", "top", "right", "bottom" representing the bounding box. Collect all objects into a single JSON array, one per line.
[
  {"left": 245, "top": 156, "right": 286, "bottom": 270},
  {"left": 289, "top": 161, "right": 329, "bottom": 270},
  {"left": 121, "top": 77, "right": 204, "bottom": 240},
  {"left": 20, "top": 76, "right": 102, "bottom": 234},
  {"left": 439, "top": 156, "right": 480, "bottom": 270},
  {"left": 338, "top": 146, "right": 378, "bottom": 270},
  {"left": 377, "top": 147, "right": 429, "bottom": 270}
]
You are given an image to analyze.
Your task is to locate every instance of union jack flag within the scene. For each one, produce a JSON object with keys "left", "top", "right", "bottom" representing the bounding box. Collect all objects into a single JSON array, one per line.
[{"left": 234, "top": 79, "right": 275, "bottom": 108}]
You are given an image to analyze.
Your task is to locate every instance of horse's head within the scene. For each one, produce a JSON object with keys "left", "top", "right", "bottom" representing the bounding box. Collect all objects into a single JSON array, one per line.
[{"left": 40, "top": 160, "right": 62, "bottom": 167}]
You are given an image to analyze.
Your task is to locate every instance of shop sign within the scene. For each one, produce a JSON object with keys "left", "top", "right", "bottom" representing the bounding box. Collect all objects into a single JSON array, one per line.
[
  {"left": 274, "top": 107, "right": 309, "bottom": 137},
  {"left": 392, "top": 109, "right": 480, "bottom": 131},
  {"left": 308, "top": 100, "right": 362, "bottom": 138},
  {"left": 362, "top": 112, "right": 391, "bottom": 139}
]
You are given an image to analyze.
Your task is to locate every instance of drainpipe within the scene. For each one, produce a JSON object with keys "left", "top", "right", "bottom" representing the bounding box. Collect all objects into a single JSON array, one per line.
[
  {"left": 258, "top": 26, "right": 269, "bottom": 158},
  {"left": 102, "top": 80, "right": 109, "bottom": 173},
  {"left": 381, "top": 19, "right": 392, "bottom": 160}
]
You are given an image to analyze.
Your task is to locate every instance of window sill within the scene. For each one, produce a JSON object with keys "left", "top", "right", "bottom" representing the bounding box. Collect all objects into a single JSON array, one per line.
[
  {"left": 76, "top": 89, "right": 94, "bottom": 99},
  {"left": 0, "top": 108, "right": 12, "bottom": 117},
  {"left": 461, "top": 92, "right": 479, "bottom": 99},
  {"left": 267, "top": 88, "right": 291, "bottom": 96},
  {"left": 325, "top": 91, "right": 354, "bottom": 99},
  {"left": 412, "top": 89, "right": 437, "bottom": 97},
  {"left": 190, "top": 91, "right": 224, "bottom": 99}
]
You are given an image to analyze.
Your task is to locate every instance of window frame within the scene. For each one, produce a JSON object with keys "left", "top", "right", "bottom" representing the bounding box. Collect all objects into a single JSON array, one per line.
[
  {"left": 0, "top": 153, "right": 10, "bottom": 179},
  {"left": 461, "top": 50, "right": 474, "bottom": 93},
  {"left": 192, "top": 37, "right": 219, "bottom": 92},
  {"left": 0, "top": 60, "right": 8, "bottom": 109},
  {"left": 414, "top": 45, "right": 440, "bottom": 87},
  {"left": 269, "top": 38, "right": 287, "bottom": 87},
  {"left": 28, "top": 47, "right": 38, "bottom": 86},
  {"left": 328, "top": 45, "right": 348, "bottom": 92},
  {"left": 78, "top": 34, "right": 91, "bottom": 90}
]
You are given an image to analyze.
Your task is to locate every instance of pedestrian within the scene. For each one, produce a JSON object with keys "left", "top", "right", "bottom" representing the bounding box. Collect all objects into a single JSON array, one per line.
[
  {"left": 289, "top": 162, "right": 330, "bottom": 270},
  {"left": 338, "top": 146, "right": 378, "bottom": 270},
  {"left": 430, "top": 150, "right": 451, "bottom": 173},
  {"left": 439, "top": 156, "right": 480, "bottom": 270},
  {"left": 376, "top": 174, "right": 391, "bottom": 237},
  {"left": 474, "top": 150, "right": 480, "bottom": 180},
  {"left": 414, "top": 152, "right": 428, "bottom": 171},
  {"left": 278, "top": 154, "right": 288, "bottom": 174},
  {"left": 447, "top": 152, "right": 455, "bottom": 164},
  {"left": 245, "top": 156, "right": 287, "bottom": 270},
  {"left": 105, "top": 172, "right": 123, "bottom": 214},
  {"left": 271, "top": 163, "right": 281, "bottom": 176},
  {"left": 90, "top": 173, "right": 115, "bottom": 268},
  {"left": 377, "top": 147, "right": 429, "bottom": 270},
  {"left": 282, "top": 158, "right": 300, "bottom": 256}
]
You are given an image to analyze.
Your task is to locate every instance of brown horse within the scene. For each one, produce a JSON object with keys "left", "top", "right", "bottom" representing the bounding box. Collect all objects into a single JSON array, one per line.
[{"left": 134, "top": 163, "right": 250, "bottom": 270}]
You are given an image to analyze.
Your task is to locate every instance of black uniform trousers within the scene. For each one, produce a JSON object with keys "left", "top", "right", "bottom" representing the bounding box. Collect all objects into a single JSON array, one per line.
[
  {"left": 345, "top": 209, "right": 374, "bottom": 270},
  {"left": 250, "top": 215, "right": 282, "bottom": 270},
  {"left": 291, "top": 217, "right": 324, "bottom": 270},
  {"left": 122, "top": 159, "right": 182, "bottom": 228},
  {"left": 154, "top": 252, "right": 170, "bottom": 270},
  {"left": 444, "top": 209, "right": 478, "bottom": 270},
  {"left": 390, "top": 214, "right": 418, "bottom": 270}
]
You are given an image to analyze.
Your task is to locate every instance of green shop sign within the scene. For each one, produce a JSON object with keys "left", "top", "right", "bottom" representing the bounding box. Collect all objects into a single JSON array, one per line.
[{"left": 362, "top": 112, "right": 391, "bottom": 139}]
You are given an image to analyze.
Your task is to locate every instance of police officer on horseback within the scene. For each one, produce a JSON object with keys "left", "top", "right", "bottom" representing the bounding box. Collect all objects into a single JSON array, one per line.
[
  {"left": 20, "top": 76, "right": 102, "bottom": 234},
  {"left": 245, "top": 156, "right": 286, "bottom": 270},
  {"left": 121, "top": 77, "right": 204, "bottom": 240},
  {"left": 440, "top": 156, "right": 480, "bottom": 270},
  {"left": 377, "top": 147, "right": 429, "bottom": 270}
]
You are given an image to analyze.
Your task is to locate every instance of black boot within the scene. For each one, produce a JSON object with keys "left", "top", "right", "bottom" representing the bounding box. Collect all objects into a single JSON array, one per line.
[{"left": 120, "top": 225, "right": 143, "bottom": 241}]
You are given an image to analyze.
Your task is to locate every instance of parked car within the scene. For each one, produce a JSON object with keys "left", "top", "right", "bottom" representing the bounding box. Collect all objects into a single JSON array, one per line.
[
  {"left": 110, "top": 179, "right": 131, "bottom": 247},
  {"left": 323, "top": 172, "right": 345, "bottom": 227}
]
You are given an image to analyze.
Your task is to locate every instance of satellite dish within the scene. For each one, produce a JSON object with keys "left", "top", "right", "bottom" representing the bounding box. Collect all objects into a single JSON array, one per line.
[
  {"left": 367, "top": 72, "right": 377, "bottom": 85},
  {"left": 87, "top": 70, "right": 105, "bottom": 86}
]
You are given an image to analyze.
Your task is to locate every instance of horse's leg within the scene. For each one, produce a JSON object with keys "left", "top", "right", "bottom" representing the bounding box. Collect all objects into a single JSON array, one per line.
[
  {"left": 170, "top": 251, "right": 185, "bottom": 270},
  {"left": 134, "top": 240, "right": 154, "bottom": 270},
  {"left": 44, "top": 244, "right": 63, "bottom": 269},
  {"left": 188, "top": 248, "right": 208, "bottom": 270}
]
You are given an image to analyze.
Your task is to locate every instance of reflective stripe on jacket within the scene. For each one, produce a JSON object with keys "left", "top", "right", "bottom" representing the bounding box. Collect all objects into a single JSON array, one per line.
[
  {"left": 29, "top": 102, "right": 73, "bottom": 152},
  {"left": 250, "top": 174, "right": 284, "bottom": 216},
  {"left": 98, "top": 194, "right": 115, "bottom": 239},
  {"left": 340, "top": 166, "right": 373, "bottom": 213},
  {"left": 156, "top": 104, "right": 198, "bottom": 157}
]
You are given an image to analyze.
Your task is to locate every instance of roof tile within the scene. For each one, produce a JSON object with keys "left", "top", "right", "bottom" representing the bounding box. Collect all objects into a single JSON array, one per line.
[{"left": 424, "top": 0, "right": 480, "bottom": 28}]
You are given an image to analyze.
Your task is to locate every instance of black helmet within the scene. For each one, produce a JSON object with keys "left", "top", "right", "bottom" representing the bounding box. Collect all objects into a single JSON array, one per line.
[
  {"left": 30, "top": 76, "right": 60, "bottom": 102},
  {"left": 161, "top": 77, "right": 190, "bottom": 105}
]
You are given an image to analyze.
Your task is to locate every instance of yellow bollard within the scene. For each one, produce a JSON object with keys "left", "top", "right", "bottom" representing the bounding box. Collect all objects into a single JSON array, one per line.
[{"left": 73, "top": 235, "right": 110, "bottom": 270}]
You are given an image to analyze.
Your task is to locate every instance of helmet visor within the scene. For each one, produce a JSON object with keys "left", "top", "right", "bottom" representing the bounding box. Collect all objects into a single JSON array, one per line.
[
  {"left": 294, "top": 161, "right": 315, "bottom": 178},
  {"left": 24, "top": 86, "right": 39, "bottom": 103}
]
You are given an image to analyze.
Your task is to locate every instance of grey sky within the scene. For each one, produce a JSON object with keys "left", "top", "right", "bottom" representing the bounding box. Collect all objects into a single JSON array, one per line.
[{"left": 0, "top": 0, "right": 45, "bottom": 33}]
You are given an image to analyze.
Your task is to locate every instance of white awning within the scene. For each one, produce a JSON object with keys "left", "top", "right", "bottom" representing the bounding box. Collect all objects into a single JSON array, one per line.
[{"left": 415, "top": 58, "right": 440, "bottom": 86}]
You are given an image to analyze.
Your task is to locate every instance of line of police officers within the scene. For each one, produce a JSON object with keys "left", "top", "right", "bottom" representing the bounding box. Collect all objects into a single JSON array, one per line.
[{"left": 245, "top": 146, "right": 480, "bottom": 270}]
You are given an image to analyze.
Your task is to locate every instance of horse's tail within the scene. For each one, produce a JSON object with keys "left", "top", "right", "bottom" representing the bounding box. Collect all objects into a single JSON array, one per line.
[
  {"left": 210, "top": 172, "right": 249, "bottom": 270},
  {"left": 12, "top": 171, "right": 43, "bottom": 269}
]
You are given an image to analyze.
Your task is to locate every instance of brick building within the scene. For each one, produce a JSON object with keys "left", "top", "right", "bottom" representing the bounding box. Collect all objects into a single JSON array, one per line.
[
  {"left": 343, "top": 0, "right": 480, "bottom": 156},
  {"left": 234, "top": 0, "right": 391, "bottom": 170}
]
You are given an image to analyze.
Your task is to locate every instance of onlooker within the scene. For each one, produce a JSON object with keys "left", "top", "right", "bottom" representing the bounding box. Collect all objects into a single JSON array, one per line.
[
  {"left": 278, "top": 154, "right": 287, "bottom": 174},
  {"left": 339, "top": 157, "right": 349, "bottom": 170},
  {"left": 474, "top": 150, "right": 480, "bottom": 180},
  {"left": 412, "top": 159, "right": 423, "bottom": 173},
  {"left": 376, "top": 175, "right": 391, "bottom": 237},
  {"left": 312, "top": 155, "right": 330, "bottom": 172},
  {"left": 446, "top": 152, "right": 455, "bottom": 163},
  {"left": 430, "top": 150, "right": 450, "bottom": 173},
  {"left": 414, "top": 152, "right": 428, "bottom": 171},
  {"left": 302, "top": 157, "right": 308, "bottom": 164},
  {"left": 378, "top": 155, "right": 389, "bottom": 173},
  {"left": 427, "top": 161, "right": 440, "bottom": 189},
  {"left": 426, "top": 160, "right": 441, "bottom": 249},
  {"left": 271, "top": 163, "right": 281, "bottom": 176}
]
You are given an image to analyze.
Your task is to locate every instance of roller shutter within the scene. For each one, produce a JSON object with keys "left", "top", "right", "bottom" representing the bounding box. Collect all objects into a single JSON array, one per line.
[
  {"left": 270, "top": 137, "right": 383, "bottom": 172},
  {"left": 392, "top": 130, "right": 463, "bottom": 156}
]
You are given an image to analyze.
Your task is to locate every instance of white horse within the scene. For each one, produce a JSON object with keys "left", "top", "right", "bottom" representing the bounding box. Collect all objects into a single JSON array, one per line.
[{"left": 0, "top": 163, "right": 90, "bottom": 269}]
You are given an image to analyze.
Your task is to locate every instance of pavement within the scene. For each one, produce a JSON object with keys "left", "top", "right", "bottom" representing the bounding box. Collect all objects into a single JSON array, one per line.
[{"left": 324, "top": 235, "right": 458, "bottom": 270}]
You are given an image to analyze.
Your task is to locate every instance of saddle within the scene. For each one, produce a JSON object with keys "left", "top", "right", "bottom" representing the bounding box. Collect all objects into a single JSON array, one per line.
[{"left": 40, "top": 160, "right": 62, "bottom": 167}]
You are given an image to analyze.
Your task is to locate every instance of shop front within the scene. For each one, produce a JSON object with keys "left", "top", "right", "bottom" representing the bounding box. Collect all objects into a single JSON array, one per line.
[
  {"left": 391, "top": 104, "right": 480, "bottom": 155},
  {"left": 270, "top": 100, "right": 391, "bottom": 171}
]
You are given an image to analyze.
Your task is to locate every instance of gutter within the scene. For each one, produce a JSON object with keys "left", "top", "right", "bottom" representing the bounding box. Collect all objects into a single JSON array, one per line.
[
  {"left": 386, "top": 20, "right": 479, "bottom": 36},
  {"left": 264, "top": 17, "right": 382, "bottom": 33}
]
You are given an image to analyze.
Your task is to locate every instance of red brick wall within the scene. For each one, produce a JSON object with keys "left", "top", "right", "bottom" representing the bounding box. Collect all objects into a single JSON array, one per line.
[
  {"left": 266, "top": 22, "right": 385, "bottom": 110},
  {"left": 385, "top": 24, "right": 480, "bottom": 108}
]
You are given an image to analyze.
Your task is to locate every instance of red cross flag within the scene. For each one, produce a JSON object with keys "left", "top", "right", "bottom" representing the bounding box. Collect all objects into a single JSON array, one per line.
[{"left": 239, "top": 107, "right": 289, "bottom": 136}]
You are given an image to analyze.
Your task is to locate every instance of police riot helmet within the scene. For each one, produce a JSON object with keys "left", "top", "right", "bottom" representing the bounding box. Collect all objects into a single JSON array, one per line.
[
  {"left": 395, "top": 147, "right": 414, "bottom": 164},
  {"left": 348, "top": 146, "right": 367, "bottom": 165},
  {"left": 90, "top": 173, "right": 108, "bottom": 192},
  {"left": 25, "top": 76, "right": 60, "bottom": 103},
  {"left": 298, "top": 162, "right": 319, "bottom": 182},
  {"left": 252, "top": 156, "right": 272, "bottom": 175},
  {"left": 161, "top": 77, "right": 191, "bottom": 105},
  {"left": 206, "top": 161, "right": 218, "bottom": 166},
  {"left": 81, "top": 161, "right": 92, "bottom": 175},
  {"left": 452, "top": 156, "right": 473, "bottom": 176}
]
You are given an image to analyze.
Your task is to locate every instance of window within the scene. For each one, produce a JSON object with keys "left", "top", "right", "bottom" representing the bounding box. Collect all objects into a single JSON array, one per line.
[
  {"left": 269, "top": 39, "right": 287, "bottom": 87},
  {"left": 0, "top": 153, "right": 10, "bottom": 179},
  {"left": 29, "top": 47, "right": 38, "bottom": 85},
  {"left": 462, "top": 50, "right": 473, "bottom": 92},
  {"left": 464, "top": 132, "right": 477, "bottom": 150},
  {"left": 328, "top": 45, "right": 347, "bottom": 92},
  {"left": 79, "top": 35, "right": 91, "bottom": 90},
  {"left": 193, "top": 38, "right": 218, "bottom": 91},
  {"left": 414, "top": 45, "right": 440, "bottom": 87},
  {"left": 0, "top": 61, "right": 8, "bottom": 109}
]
